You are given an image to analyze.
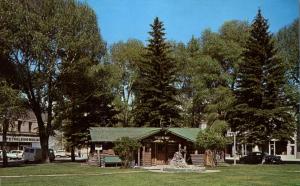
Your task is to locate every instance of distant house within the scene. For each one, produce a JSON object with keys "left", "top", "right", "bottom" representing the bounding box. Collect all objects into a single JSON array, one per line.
[
  {"left": 89, "top": 127, "right": 203, "bottom": 166},
  {"left": 225, "top": 130, "right": 299, "bottom": 160}
]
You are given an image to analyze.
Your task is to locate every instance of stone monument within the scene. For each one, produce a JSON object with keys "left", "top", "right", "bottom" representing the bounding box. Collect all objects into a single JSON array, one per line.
[{"left": 169, "top": 151, "right": 188, "bottom": 168}]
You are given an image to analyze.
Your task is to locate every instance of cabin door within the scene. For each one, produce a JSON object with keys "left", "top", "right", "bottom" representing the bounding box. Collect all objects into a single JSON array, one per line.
[{"left": 154, "top": 143, "right": 166, "bottom": 165}]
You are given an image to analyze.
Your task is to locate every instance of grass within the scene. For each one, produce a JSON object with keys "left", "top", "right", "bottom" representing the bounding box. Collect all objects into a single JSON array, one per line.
[{"left": 0, "top": 163, "right": 300, "bottom": 186}]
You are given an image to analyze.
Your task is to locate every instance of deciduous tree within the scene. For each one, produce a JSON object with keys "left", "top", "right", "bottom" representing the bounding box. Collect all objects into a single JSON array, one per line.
[{"left": 0, "top": 0, "right": 105, "bottom": 162}]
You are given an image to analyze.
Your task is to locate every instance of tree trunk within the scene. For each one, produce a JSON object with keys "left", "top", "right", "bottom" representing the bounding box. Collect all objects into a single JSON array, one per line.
[
  {"left": 71, "top": 146, "right": 75, "bottom": 162},
  {"left": 34, "top": 108, "right": 49, "bottom": 163},
  {"left": 39, "top": 130, "right": 49, "bottom": 163}
]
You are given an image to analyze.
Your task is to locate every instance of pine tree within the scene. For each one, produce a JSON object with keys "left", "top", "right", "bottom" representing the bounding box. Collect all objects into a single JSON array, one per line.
[
  {"left": 133, "top": 17, "right": 180, "bottom": 127},
  {"left": 230, "top": 10, "right": 296, "bottom": 146}
]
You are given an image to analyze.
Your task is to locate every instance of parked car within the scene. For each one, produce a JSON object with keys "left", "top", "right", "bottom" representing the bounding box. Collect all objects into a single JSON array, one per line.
[
  {"left": 6, "top": 150, "right": 23, "bottom": 160},
  {"left": 23, "top": 147, "right": 42, "bottom": 162},
  {"left": 55, "top": 150, "right": 68, "bottom": 158},
  {"left": 0, "top": 150, "right": 2, "bottom": 160},
  {"left": 264, "top": 154, "right": 282, "bottom": 164},
  {"left": 55, "top": 150, "right": 77, "bottom": 158},
  {"left": 239, "top": 152, "right": 281, "bottom": 164},
  {"left": 66, "top": 151, "right": 78, "bottom": 157}
]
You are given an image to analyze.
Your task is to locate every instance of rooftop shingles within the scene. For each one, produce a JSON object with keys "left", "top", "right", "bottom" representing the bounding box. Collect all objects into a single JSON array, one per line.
[
  {"left": 89, "top": 127, "right": 161, "bottom": 142},
  {"left": 167, "top": 128, "right": 202, "bottom": 142}
]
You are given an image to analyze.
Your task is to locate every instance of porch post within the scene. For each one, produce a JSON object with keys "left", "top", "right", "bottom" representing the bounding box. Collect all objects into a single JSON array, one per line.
[
  {"left": 184, "top": 145, "right": 187, "bottom": 161},
  {"left": 295, "top": 133, "right": 298, "bottom": 159},
  {"left": 138, "top": 147, "right": 140, "bottom": 166},
  {"left": 165, "top": 141, "right": 168, "bottom": 164},
  {"left": 268, "top": 141, "right": 271, "bottom": 155},
  {"left": 274, "top": 141, "right": 276, "bottom": 155},
  {"left": 155, "top": 142, "right": 157, "bottom": 165},
  {"left": 287, "top": 141, "right": 291, "bottom": 155},
  {"left": 142, "top": 146, "right": 145, "bottom": 166},
  {"left": 149, "top": 147, "right": 152, "bottom": 166},
  {"left": 241, "top": 144, "right": 244, "bottom": 156}
]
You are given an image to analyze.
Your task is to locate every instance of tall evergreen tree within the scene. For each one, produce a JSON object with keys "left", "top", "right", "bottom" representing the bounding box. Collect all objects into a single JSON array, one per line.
[
  {"left": 230, "top": 10, "right": 296, "bottom": 146},
  {"left": 133, "top": 17, "right": 180, "bottom": 127}
]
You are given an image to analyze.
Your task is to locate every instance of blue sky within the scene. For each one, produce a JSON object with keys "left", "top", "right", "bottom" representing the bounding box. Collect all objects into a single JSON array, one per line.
[{"left": 85, "top": 0, "right": 298, "bottom": 45}]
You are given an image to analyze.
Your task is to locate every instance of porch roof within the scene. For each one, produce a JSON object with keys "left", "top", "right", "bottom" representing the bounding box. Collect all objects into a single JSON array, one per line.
[
  {"left": 89, "top": 127, "right": 202, "bottom": 143},
  {"left": 167, "top": 128, "right": 202, "bottom": 142}
]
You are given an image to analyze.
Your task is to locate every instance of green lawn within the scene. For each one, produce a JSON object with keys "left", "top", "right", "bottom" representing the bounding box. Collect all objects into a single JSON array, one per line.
[{"left": 0, "top": 163, "right": 300, "bottom": 186}]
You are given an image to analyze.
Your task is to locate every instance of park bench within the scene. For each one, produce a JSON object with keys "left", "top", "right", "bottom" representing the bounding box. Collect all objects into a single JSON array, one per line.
[{"left": 101, "top": 156, "right": 122, "bottom": 167}]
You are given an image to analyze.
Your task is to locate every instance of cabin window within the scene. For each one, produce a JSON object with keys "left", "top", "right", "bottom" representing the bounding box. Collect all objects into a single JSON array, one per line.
[
  {"left": 18, "top": 121, "right": 22, "bottom": 132},
  {"left": 29, "top": 122, "right": 32, "bottom": 132}
]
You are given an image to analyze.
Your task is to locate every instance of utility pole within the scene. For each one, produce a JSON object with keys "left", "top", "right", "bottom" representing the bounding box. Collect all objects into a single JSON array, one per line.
[
  {"left": 228, "top": 131, "right": 237, "bottom": 165},
  {"left": 297, "top": 0, "right": 300, "bottom": 157}
]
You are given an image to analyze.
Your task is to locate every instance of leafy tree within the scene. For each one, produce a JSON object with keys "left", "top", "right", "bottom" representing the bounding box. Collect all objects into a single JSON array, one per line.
[
  {"left": 0, "top": 80, "right": 26, "bottom": 167},
  {"left": 201, "top": 21, "right": 250, "bottom": 90},
  {"left": 171, "top": 34, "right": 235, "bottom": 128},
  {"left": 170, "top": 38, "right": 202, "bottom": 127},
  {"left": 0, "top": 0, "right": 105, "bottom": 162},
  {"left": 110, "top": 40, "right": 145, "bottom": 126},
  {"left": 189, "top": 53, "right": 234, "bottom": 128},
  {"left": 113, "top": 137, "right": 141, "bottom": 168},
  {"left": 174, "top": 21, "right": 247, "bottom": 128},
  {"left": 133, "top": 17, "right": 181, "bottom": 127},
  {"left": 276, "top": 19, "right": 299, "bottom": 84},
  {"left": 229, "top": 10, "right": 296, "bottom": 147},
  {"left": 276, "top": 19, "right": 300, "bottom": 149}
]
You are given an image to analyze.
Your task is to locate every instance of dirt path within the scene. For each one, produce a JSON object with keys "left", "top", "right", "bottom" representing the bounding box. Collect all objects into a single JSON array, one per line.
[{"left": 0, "top": 170, "right": 147, "bottom": 178}]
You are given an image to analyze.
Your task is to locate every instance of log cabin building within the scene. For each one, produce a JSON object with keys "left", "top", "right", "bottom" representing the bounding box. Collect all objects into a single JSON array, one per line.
[{"left": 89, "top": 127, "right": 203, "bottom": 166}]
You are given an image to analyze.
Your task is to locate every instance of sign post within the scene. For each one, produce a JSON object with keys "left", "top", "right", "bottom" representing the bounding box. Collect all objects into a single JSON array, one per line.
[{"left": 95, "top": 145, "right": 102, "bottom": 167}]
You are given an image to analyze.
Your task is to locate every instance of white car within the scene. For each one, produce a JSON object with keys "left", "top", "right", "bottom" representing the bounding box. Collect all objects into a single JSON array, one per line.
[
  {"left": 55, "top": 150, "right": 69, "bottom": 158},
  {"left": 55, "top": 150, "right": 78, "bottom": 158},
  {"left": 7, "top": 150, "right": 23, "bottom": 160}
]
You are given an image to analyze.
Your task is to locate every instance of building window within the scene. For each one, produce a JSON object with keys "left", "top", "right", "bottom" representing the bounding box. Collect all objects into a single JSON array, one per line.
[
  {"left": 18, "top": 121, "right": 22, "bottom": 132},
  {"left": 29, "top": 122, "right": 32, "bottom": 133}
]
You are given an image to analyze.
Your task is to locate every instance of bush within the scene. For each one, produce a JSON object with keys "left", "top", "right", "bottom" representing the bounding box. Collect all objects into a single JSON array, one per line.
[{"left": 113, "top": 137, "right": 140, "bottom": 168}]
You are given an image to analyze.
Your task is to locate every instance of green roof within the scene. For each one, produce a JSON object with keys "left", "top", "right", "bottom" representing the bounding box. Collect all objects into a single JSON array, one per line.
[
  {"left": 89, "top": 127, "right": 161, "bottom": 142},
  {"left": 89, "top": 127, "right": 202, "bottom": 143},
  {"left": 167, "top": 128, "right": 202, "bottom": 142}
]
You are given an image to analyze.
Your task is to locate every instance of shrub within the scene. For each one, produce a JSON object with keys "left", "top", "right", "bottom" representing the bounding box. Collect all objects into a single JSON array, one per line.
[{"left": 113, "top": 137, "right": 141, "bottom": 168}]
